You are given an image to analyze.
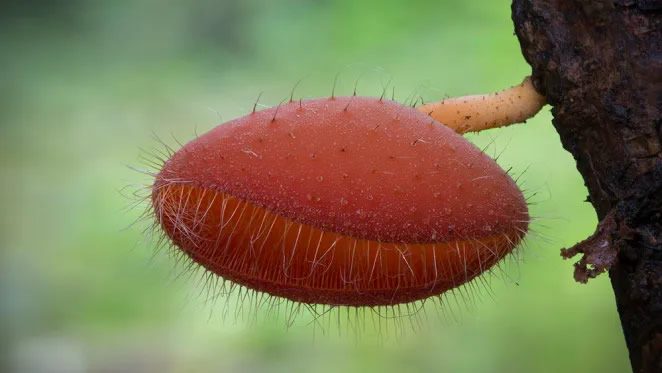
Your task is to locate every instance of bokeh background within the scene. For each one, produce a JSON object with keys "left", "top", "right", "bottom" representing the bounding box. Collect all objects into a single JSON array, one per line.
[{"left": 1, "top": 1, "right": 630, "bottom": 372}]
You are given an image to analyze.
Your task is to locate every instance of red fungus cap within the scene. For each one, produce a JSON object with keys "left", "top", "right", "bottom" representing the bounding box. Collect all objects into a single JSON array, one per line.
[{"left": 156, "top": 97, "right": 528, "bottom": 245}]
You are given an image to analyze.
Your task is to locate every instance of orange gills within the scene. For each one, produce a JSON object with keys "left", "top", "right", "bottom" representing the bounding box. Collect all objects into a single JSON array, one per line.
[{"left": 152, "top": 96, "right": 529, "bottom": 306}]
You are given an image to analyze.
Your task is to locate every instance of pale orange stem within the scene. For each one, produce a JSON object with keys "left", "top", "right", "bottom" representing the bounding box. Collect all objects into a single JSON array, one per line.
[{"left": 418, "top": 77, "right": 546, "bottom": 133}]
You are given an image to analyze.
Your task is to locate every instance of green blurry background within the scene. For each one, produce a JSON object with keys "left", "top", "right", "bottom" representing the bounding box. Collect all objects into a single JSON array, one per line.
[{"left": 1, "top": 1, "right": 630, "bottom": 372}]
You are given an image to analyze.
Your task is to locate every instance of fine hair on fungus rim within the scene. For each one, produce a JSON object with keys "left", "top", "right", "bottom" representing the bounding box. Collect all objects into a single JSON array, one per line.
[{"left": 130, "top": 77, "right": 545, "bottom": 330}]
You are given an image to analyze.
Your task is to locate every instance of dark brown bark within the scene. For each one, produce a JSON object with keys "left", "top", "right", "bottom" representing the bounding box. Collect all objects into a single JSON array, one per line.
[{"left": 511, "top": 1, "right": 662, "bottom": 372}]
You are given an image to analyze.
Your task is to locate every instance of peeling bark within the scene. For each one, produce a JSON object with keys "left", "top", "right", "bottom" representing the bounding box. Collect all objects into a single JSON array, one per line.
[
  {"left": 560, "top": 210, "right": 620, "bottom": 283},
  {"left": 512, "top": 1, "right": 662, "bottom": 372}
]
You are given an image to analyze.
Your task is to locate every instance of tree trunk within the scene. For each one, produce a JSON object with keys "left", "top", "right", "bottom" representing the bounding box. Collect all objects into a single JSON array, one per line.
[{"left": 511, "top": 1, "right": 662, "bottom": 372}]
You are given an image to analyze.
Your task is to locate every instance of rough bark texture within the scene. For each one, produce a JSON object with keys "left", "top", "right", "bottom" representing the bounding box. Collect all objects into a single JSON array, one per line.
[{"left": 512, "top": 1, "right": 662, "bottom": 372}]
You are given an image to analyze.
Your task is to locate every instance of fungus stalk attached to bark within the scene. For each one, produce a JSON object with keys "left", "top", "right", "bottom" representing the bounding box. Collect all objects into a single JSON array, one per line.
[{"left": 418, "top": 77, "right": 546, "bottom": 133}]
